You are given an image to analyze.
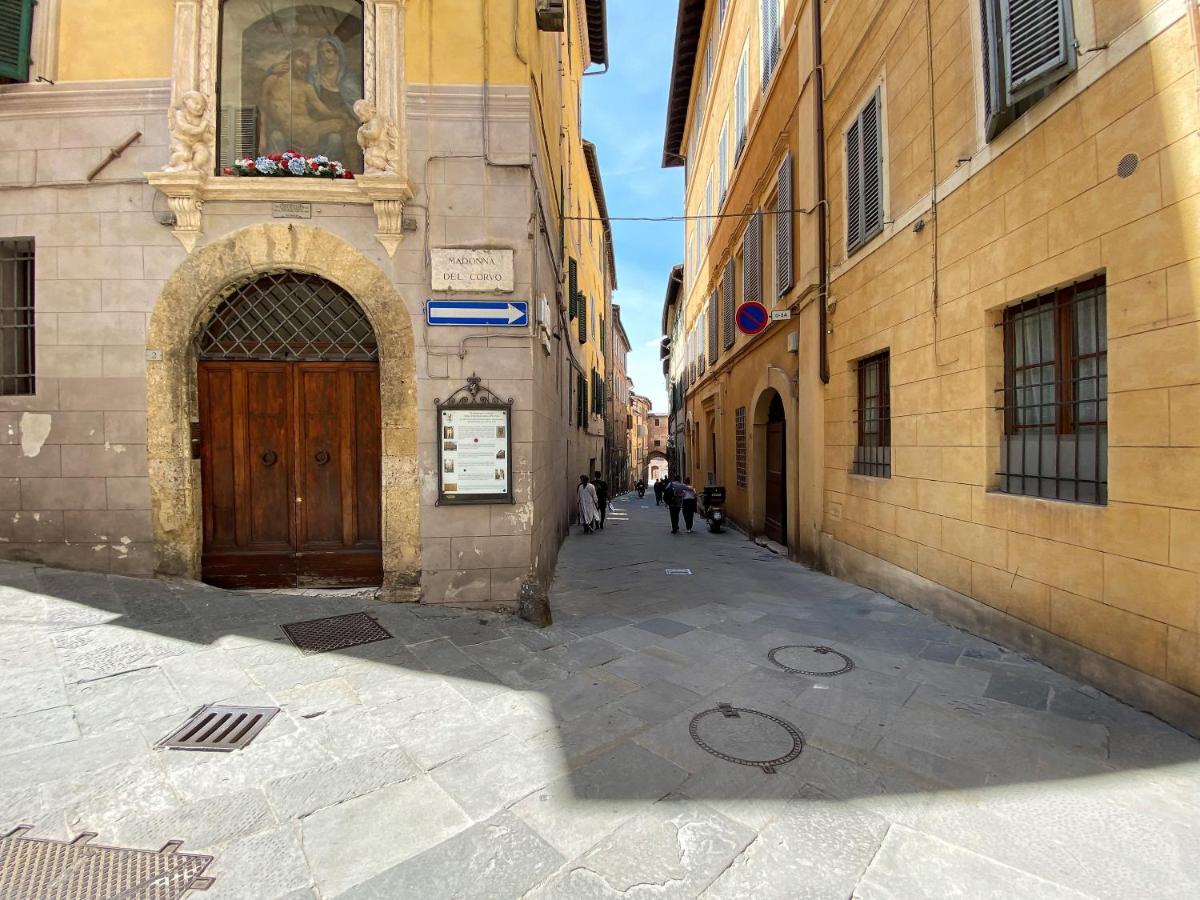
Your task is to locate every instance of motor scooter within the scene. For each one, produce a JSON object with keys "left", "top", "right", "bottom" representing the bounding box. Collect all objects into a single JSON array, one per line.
[
  {"left": 636, "top": 481, "right": 646, "bottom": 498},
  {"left": 701, "top": 485, "right": 726, "bottom": 533}
]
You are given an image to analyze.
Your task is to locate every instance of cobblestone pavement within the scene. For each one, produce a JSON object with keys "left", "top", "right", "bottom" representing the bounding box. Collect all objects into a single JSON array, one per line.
[{"left": 2, "top": 496, "right": 1199, "bottom": 898}]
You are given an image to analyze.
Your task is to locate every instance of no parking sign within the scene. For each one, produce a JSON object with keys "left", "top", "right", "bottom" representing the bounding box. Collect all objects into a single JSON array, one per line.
[{"left": 735, "top": 301, "right": 769, "bottom": 336}]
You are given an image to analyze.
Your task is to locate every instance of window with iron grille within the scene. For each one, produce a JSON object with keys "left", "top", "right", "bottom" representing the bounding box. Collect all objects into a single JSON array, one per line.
[
  {"left": 853, "top": 351, "right": 891, "bottom": 478},
  {"left": 998, "top": 276, "right": 1107, "bottom": 504},
  {"left": 735, "top": 406, "right": 747, "bottom": 487},
  {"left": 198, "top": 271, "right": 377, "bottom": 361},
  {"left": 0, "top": 238, "right": 34, "bottom": 395}
]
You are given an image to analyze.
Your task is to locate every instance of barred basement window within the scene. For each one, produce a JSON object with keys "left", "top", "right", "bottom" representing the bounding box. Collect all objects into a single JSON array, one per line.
[
  {"left": 735, "top": 406, "right": 747, "bottom": 487},
  {"left": 998, "top": 276, "right": 1107, "bottom": 504},
  {"left": 0, "top": 238, "right": 35, "bottom": 396},
  {"left": 853, "top": 351, "right": 890, "bottom": 478}
]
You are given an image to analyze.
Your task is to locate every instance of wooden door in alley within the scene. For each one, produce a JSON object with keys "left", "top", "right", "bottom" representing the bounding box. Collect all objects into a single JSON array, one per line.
[
  {"left": 764, "top": 393, "right": 787, "bottom": 546},
  {"left": 198, "top": 361, "right": 382, "bottom": 588}
]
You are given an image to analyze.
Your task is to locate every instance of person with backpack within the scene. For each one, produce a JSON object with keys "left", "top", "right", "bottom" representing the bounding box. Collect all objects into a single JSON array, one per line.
[
  {"left": 674, "top": 474, "right": 698, "bottom": 533},
  {"left": 663, "top": 474, "right": 683, "bottom": 533}
]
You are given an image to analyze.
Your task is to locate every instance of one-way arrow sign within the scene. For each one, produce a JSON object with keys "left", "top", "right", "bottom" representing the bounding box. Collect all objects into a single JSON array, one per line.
[{"left": 425, "top": 300, "right": 529, "bottom": 327}]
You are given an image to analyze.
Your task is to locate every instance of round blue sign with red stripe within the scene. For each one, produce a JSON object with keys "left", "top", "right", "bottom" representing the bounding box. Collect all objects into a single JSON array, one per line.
[{"left": 735, "top": 301, "right": 769, "bottom": 336}]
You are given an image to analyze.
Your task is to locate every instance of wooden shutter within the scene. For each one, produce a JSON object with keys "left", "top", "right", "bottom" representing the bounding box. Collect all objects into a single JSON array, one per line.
[
  {"left": 568, "top": 258, "right": 578, "bottom": 319},
  {"left": 861, "top": 91, "right": 884, "bottom": 244},
  {"left": 0, "top": 0, "right": 33, "bottom": 82},
  {"left": 845, "top": 118, "right": 863, "bottom": 253},
  {"left": 775, "top": 153, "right": 794, "bottom": 298},
  {"left": 707, "top": 292, "right": 719, "bottom": 364},
  {"left": 760, "top": 0, "right": 773, "bottom": 91},
  {"left": 723, "top": 258, "right": 736, "bottom": 349},
  {"left": 1000, "top": 0, "right": 1075, "bottom": 105},
  {"left": 219, "top": 107, "right": 259, "bottom": 169},
  {"left": 743, "top": 212, "right": 762, "bottom": 305},
  {"left": 979, "top": 0, "right": 1011, "bottom": 141},
  {"left": 578, "top": 295, "right": 588, "bottom": 343}
]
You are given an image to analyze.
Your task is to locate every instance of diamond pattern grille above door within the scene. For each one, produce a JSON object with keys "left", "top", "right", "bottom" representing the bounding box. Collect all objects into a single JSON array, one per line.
[{"left": 198, "top": 271, "right": 378, "bottom": 362}]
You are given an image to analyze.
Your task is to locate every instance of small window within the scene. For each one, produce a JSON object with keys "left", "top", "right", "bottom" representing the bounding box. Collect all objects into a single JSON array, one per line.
[
  {"left": 998, "top": 276, "right": 1107, "bottom": 504},
  {"left": 655, "top": 440, "right": 662, "bottom": 447},
  {"left": 0, "top": 238, "right": 35, "bottom": 396},
  {"left": 853, "top": 352, "right": 890, "bottom": 478},
  {"left": 846, "top": 89, "right": 884, "bottom": 256}
]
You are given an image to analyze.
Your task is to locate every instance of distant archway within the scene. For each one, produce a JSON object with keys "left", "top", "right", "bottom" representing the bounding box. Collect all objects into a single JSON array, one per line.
[{"left": 646, "top": 452, "right": 668, "bottom": 483}]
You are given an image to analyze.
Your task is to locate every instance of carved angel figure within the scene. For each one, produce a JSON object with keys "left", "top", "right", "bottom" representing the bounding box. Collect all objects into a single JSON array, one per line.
[
  {"left": 354, "top": 99, "right": 400, "bottom": 174},
  {"left": 164, "top": 91, "right": 214, "bottom": 173}
]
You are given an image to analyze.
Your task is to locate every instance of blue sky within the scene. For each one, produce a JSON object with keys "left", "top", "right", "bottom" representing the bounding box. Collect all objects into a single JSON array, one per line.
[{"left": 584, "top": 3, "right": 682, "bottom": 412}]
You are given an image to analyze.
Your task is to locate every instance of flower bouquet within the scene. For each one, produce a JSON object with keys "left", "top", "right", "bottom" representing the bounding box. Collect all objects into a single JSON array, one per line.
[{"left": 224, "top": 151, "right": 354, "bottom": 179}]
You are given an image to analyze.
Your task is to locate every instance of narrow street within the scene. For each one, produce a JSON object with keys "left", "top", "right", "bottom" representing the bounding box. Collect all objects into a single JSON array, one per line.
[{"left": 1, "top": 496, "right": 1198, "bottom": 899}]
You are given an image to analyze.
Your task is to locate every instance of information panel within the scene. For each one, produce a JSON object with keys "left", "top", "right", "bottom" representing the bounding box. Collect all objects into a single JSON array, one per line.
[{"left": 438, "top": 407, "right": 513, "bottom": 505}]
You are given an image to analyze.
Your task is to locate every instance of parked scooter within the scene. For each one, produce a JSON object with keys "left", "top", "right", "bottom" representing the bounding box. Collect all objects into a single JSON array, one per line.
[{"left": 701, "top": 485, "right": 727, "bottom": 533}]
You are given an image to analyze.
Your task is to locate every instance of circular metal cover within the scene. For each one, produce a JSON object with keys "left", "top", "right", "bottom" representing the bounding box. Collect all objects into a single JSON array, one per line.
[
  {"left": 1116, "top": 153, "right": 1139, "bottom": 178},
  {"left": 688, "top": 705, "right": 805, "bottom": 773},
  {"left": 768, "top": 645, "right": 855, "bottom": 677}
]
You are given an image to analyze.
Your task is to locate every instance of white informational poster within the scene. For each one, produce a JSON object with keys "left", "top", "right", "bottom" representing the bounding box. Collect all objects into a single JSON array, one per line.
[{"left": 439, "top": 407, "right": 511, "bottom": 502}]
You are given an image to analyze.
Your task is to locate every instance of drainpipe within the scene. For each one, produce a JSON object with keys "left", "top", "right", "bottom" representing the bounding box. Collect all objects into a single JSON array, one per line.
[{"left": 813, "top": 0, "right": 829, "bottom": 385}]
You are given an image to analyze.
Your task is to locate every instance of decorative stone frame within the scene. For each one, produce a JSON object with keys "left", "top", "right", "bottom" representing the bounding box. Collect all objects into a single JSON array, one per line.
[
  {"left": 147, "top": 0, "right": 412, "bottom": 255},
  {"left": 146, "top": 224, "right": 420, "bottom": 597}
]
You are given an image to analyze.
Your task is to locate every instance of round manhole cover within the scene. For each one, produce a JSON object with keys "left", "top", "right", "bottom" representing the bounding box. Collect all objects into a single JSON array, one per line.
[
  {"left": 768, "top": 645, "right": 855, "bottom": 677},
  {"left": 689, "top": 705, "right": 805, "bottom": 773}
]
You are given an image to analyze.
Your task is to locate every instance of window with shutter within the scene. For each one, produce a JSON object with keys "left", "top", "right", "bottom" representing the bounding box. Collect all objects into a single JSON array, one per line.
[
  {"left": 718, "top": 121, "right": 729, "bottom": 202},
  {"left": 735, "top": 46, "right": 749, "bottom": 159},
  {"left": 708, "top": 291, "right": 719, "bottom": 364},
  {"left": 759, "top": 0, "right": 781, "bottom": 92},
  {"left": 743, "top": 211, "right": 762, "bottom": 305},
  {"left": 776, "top": 153, "right": 794, "bottom": 299},
  {"left": 723, "top": 258, "right": 736, "bottom": 349},
  {"left": 578, "top": 294, "right": 588, "bottom": 343},
  {"left": 0, "top": 0, "right": 33, "bottom": 83},
  {"left": 568, "top": 258, "right": 578, "bottom": 319},
  {"left": 979, "top": 0, "right": 1011, "bottom": 141},
  {"left": 999, "top": 0, "right": 1075, "bottom": 105},
  {"left": 845, "top": 89, "right": 883, "bottom": 256}
]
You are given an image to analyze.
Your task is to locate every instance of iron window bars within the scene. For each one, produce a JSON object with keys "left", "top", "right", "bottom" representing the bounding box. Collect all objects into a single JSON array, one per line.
[
  {"left": 735, "top": 406, "right": 748, "bottom": 487},
  {"left": 198, "top": 271, "right": 377, "bottom": 362},
  {"left": 997, "top": 275, "right": 1107, "bottom": 504},
  {"left": 0, "top": 238, "right": 35, "bottom": 396},
  {"left": 853, "top": 351, "right": 891, "bottom": 478}
]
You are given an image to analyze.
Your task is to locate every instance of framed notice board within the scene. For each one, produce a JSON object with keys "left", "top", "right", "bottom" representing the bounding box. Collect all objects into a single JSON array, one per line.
[{"left": 436, "top": 375, "right": 514, "bottom": 506}]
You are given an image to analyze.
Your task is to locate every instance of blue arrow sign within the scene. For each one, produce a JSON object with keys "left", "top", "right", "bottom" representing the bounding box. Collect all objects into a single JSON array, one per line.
[{"left": 426, "top": 300, "right": 529, "bottom": 327}]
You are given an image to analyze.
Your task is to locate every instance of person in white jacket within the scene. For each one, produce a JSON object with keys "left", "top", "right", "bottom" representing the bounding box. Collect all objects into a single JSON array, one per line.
[{"left": 577, "top": 474, "right": 600, "bottom": 534}]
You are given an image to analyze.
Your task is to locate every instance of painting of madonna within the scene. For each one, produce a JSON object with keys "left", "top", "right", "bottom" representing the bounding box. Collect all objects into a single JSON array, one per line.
[{"left": 218, "top": 0, "right": 365, "bottom": 172}]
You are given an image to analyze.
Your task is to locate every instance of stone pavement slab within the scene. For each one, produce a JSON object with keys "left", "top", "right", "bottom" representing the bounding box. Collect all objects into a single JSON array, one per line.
[{"left": 0, "top": 494, "right": 1198, "bottom": 897}]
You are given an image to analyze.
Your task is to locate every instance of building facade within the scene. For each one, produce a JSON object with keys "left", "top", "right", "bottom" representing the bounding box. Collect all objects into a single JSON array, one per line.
[
  {"left": 664, "top": 0, "right": 1200, "bottom": 733},
  {"left": 607, "top": 303, "right": 633, "bottom": 493},
  {"left": 630, "top": 392, "right": 651, "bottom": 484},
  {"left": 0, "top": 0, "right": 616, "bottom": 609}
]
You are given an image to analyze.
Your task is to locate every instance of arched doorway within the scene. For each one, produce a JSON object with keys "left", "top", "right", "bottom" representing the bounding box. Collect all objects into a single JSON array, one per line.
[
  {"left": 197, "top": 272, "right": 382, "bottom": 588},
  {"left": 756, "top": 390, "right": 787, "bottom": 546},
  {"left": 146, "top": 224, "right": 420, "bottom": 596},
  {"left": 646, "top": 452, "right": 668, "bottom": 483}
]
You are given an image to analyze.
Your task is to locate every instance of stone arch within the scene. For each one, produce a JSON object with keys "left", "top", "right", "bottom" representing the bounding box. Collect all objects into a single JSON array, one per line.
[
  {"left": 645, "top": 451, "right": 668, "bottom": 482},
  {"left": 747, "top": 367, "right": 797, "bottom": 546},
  {"left": 146, "top": 223, "right": 419, "bottom": 593}
]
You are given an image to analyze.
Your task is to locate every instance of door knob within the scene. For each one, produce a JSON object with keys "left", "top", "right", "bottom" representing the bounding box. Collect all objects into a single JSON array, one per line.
[
  {"left": 314, "top": 449, "right": 331, "bottom": 466},
  {"left": 261, "top": 450, "right": 278, "bottom": 467}
]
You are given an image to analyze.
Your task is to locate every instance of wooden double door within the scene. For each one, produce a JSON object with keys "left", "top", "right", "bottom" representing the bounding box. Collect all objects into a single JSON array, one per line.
[{"left": 198, "top": 361, "right": 383, "bottom": 589}]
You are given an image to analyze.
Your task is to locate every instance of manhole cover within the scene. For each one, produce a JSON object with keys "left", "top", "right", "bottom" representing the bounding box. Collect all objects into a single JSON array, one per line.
[
  {"left": 0, "top": 825, "right": 215, "bottom": 899},
  {"left": 158, "top": 705, "right": 279, "bottom": 752},
  {"left": 768, "top": 645, "right": 855, "bottom": 676},
  {"left": 689, "top": 703, "right": 805, "bottom": 774},
  {"left": 280, "top": 611, "right": 393, "bottom": 654}
]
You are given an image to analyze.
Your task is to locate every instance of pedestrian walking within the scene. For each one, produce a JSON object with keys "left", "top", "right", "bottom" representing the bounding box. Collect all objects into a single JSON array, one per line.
[
  {"left": 576, "top": 474, "right": 600, "bottom": 534},
  {"left": 653, "top": 477, "right": 664, "bottom": 506},
  {"left": 677, "top": 474, "right": 698, "bottom": 533},
  {"left": 592, "top": 471, "right": 609, "bottom": 529},
  {"left": 664, "top": 474, "right": 682, "bottom": 533}
]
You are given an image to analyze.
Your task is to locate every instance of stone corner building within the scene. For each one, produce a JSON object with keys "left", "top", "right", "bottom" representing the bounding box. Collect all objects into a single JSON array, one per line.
[
  {"left": 663, "top": 0, "right": 1200, "bottom": 734},
  {"left": 0, "top": 0, "right": 620, "bottom": 609}
]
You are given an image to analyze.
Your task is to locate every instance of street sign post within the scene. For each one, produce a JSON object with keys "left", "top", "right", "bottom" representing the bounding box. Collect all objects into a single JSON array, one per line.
[
  {"left": 735, "top": 301, "right": 769, "bottom": 336},
  {"left": 425, "top": 300, "right": 529, "bottom": 327}
]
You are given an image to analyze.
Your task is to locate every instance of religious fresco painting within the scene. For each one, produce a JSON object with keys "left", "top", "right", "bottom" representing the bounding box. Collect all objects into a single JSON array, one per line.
[{"left": 218, "top": 0, "right": 365, "bottom": 171}]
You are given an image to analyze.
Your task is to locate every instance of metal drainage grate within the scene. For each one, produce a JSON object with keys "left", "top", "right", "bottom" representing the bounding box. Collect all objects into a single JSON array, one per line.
[
  {"left": 689, "top": 703, "right": 805, "bottom": 774},
  {"left": 0, "top": 825, "right": 215, "bottom": 898},
  {"left": 1116, "top": 152, "right": 1139, "bottom": 178},
  {"left": 280, "top": 611, "right": 394, "bottom": 654},
  {"left": 665, "top": 568, "right": 693, "bottom": 576},
  {"left": 158, "top": 705, "right": 279, "bottom": 752},
  {"left": 768, "top": 645, "right": 855, "bottom": 677}
]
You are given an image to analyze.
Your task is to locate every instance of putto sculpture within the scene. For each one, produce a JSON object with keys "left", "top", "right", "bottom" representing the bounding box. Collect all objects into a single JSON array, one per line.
[
  {"left": 164, "top": 90, "right": 213, "bottom": 173},
  {"left": 354, "top": 99, "right": 401, "bottom": 174}
]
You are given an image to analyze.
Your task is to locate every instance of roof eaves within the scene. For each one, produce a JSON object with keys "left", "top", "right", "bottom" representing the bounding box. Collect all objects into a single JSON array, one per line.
[
  {"left": 661, "top": 263, "right": 683, "bottom": 335},
  {"left": 582, "top": 139, "right": 618, "bottom": 290},
  {"left": 584, "top": 0, "right": 609, "bottom": 67},
  {"left": 661, "top": 0, "right": 706, "bottom": 169}
]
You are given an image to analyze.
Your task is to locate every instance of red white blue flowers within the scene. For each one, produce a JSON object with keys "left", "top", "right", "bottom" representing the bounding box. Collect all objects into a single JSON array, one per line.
[{"left": 224, "top": 152, "right": 353, "bottom": 179}]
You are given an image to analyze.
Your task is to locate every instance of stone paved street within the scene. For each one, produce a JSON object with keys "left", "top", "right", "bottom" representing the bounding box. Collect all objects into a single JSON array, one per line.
[{"left": 2, "top": 496, "right": 1199, "bottom": 898}]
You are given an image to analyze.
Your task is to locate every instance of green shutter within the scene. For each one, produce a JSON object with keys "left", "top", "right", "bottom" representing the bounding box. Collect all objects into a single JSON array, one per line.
[
  {"left": 578, "top": 295, "right": 588, "bottom": 343},
  {"left": 568, "top": 257, "right": 578, "bottom": 319},
  {"left": 0, "top": 0, "right": 34, "bottom": 82}
]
